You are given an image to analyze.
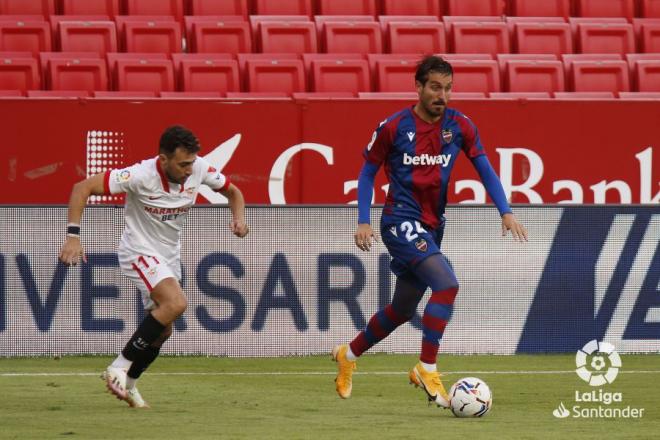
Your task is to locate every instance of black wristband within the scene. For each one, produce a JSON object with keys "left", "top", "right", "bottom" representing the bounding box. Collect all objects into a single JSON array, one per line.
[{"left": 67, "top": 225, "right": 80, "bottom": 236}]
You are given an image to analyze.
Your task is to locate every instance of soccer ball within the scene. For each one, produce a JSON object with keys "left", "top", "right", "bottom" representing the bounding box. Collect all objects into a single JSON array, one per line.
[{"left": 448, "top": 377, "right": 492, "bottom": 417}]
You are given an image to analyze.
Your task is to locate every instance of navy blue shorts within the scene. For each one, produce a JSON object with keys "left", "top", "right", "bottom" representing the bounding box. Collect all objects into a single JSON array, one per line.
[{"left": 381, "top": 220, "right": 445, "bottom": 277}]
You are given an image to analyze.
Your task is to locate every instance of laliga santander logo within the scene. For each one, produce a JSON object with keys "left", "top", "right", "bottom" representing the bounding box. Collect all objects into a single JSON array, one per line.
[{"left": 575, "top": 340, "right": 621, "bottom": 386}]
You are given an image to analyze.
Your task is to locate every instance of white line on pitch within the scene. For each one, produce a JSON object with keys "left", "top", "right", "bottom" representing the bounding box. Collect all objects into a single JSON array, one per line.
[{"left": 1, "top": 370, "right": 660, "bottom": 377}]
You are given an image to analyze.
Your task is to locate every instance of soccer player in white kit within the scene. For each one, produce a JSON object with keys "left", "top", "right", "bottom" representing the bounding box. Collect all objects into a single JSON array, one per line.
[{"left": 59, "top": 125, "right": 249, "bottom": 408}]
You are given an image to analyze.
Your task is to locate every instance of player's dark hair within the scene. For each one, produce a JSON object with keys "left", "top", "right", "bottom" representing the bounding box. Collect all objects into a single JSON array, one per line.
[
  {"left": 159, "top": 125, "right": 201, "bottom": 156},
  {"left": 415, "top": 55, "right": 453, "bottom": 85}
]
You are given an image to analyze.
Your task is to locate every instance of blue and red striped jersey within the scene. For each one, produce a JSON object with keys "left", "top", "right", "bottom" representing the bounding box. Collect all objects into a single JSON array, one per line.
[{"left": 363, "top": 105, "right": 485, "bottom": 229}]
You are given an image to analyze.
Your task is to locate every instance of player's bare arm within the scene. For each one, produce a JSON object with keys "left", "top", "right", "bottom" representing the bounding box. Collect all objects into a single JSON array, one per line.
[
  {"left": 220, "top": 183, "right": 249, "bottom": 238},
  {"left": 501, "top": 213, "right": 528, "bottom": 242},
  {"left": 58, "top": 173, "right": 106, "bottom": 266}
]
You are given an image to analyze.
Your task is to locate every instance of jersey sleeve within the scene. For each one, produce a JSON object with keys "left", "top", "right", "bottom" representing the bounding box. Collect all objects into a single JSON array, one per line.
[
  {"left": 458, "top": 113, "right": 486, "bottom": 159},
  {"left": 362, "top": 117, "right": 394, "bottom": 166},
  {"left": 105, "top": 163, "right": 144, "bottom": 195},
  {"left": 198, "top": 157, "right": 230, "bottom": 192}
]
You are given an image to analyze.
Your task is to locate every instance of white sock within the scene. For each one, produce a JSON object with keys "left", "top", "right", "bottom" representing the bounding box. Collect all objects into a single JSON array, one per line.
[
  {"left": 125, "top": 377, "right": 137, "bottom": 390},
  {"left": 110, "top": 353, "right": 132, "bottom": 370},
  {"left": 421, "top": 361, "right": 437, "bottom": 372},
  {"left": 345, "top": 346, "right": 358, "bottom": 361}
]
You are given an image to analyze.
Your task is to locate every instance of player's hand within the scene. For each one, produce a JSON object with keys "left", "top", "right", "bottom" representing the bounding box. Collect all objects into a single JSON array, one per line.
[
  {"left": 58, "top": 236, "right": 87, "bottom": 266},
  {"left": 231, "top": 219, "right": 249, "bottom": 238},
  {"left": 501, "top": 213, "right": 528, "bottom": 242},
  {"left": 354, "top": 223, "right": 377, "bottom": 251}
]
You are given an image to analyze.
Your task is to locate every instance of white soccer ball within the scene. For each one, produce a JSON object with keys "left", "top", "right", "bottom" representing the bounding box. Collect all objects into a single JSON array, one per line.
[{"left": 448, "top": 377, "right": 492, "bottom": 417}]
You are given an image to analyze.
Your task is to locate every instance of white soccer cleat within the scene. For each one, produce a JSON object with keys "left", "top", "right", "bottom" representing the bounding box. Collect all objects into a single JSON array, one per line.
[
  {"left": 104, "top": 366, "right": 128, "bottom": 402},
  {"left": 126, "top": 387, "right": 150, "bottom": 408}
]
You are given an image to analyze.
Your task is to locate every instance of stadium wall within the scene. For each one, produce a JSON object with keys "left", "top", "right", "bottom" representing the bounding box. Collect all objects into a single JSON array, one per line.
[
  {"left": 1, "top": 99, "right": 658, "bottom": 205},
  {"left": 0, "top": 205, "right": 658, "bottom": 356}
]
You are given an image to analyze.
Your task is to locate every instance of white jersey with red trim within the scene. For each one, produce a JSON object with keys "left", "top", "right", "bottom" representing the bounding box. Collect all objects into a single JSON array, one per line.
[{"left": 104, "top": 156, "right": 230, "bottom": 264}]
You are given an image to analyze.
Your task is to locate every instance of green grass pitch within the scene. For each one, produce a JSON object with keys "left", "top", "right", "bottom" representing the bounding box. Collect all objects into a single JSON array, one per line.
[{"left": 0, "top": 354, "right": 658, "bottom": 439}]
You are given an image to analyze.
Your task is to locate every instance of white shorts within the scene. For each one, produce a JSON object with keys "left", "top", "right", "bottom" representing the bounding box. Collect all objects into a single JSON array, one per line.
[{"left": 118, "top": 253, "right": 180, "bottom": 310}]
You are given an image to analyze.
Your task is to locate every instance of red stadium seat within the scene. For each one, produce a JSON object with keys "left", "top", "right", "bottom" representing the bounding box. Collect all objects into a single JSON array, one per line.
[
  {"left": 93, "top": 90, "right": 157, "bottom": 97},
  {"left": 640, "top": 22, "right": 660, "bottom": 52},
  {"left": 445, "top": 0, "right": 506, "bottom": 16},
  {"left": 443, "top": 16, "right": 503, "bottom": 32},
  {"left": 634, "top": 60, "right": 660, "bottom": 91},
  {"left": 302, "top": 53, "right": 365, "bottom": 84},
  {"left": 451, "top": 92, "right": 488, "bottom": 98},
  {"left": 618, "top": 91, "right": 660, "bottom": 98},
  {"left": 625, "top": 52, "right": 660, "bottom": 78},
  {"left": 577, "top": 23, "right": 635, "bottom": 54},
  {"left": 189, "top": 19, "right": 251, "bottom": 54},
  {"left": 253, "top": 0, "right": 313, "bottom": 17},
  {"left": 358, "top": 91, "right": 417, "bottom": 99},
  {"left": 314, "top": 15, "right": 375, "bottom": 41},
  {"left": 258, "top": 21, "right": 317, "bottom": 53},
  {"left": 387, "top": 22, "right": 446, "bottom": 54},
  {"left": 554, "top": 91, "right": 615, "bottom": 99},
  {"left": 27, "top": 89, "right": 89, "bottom": 97},
  {"left": 0, "top": 88, "right": 23, "bottom": 96},
  {"left": 379, "top": 15, "right": 439, "bottom": 33},
  {"left": 61, "top": 0, "right": 119, "bottom": 17},
  {"left": 571, "top": 60, "right": 630, "bottom": 92},
  {"left": 562, "top": 53, "right": 623, "bottom": 79},
  {"left": 124, "top": 0, "right": 184, "bottom": 21},
  {"left": 225, "top": 91, "right": 289, "bottom": 98},
  {"left": 366, "top": 53, "right": 419, "bottom": 74},
  {"left": 450, "top": 59, "right": 500, "bottom": 93},
  {"left": 310, "top": 58, "right": 370, "bottom": 93},
  {"left": 575, "top": 0, "right": 634, "bottom": 19},
  {"left": 189, "top": 0, "right": 248, "bottom": 17},
  {"left": 323, "top": 22, "right": 382, "bottom": 53},
  {"left": 506, "top": 16, "right": 567, "bottom": 33},
  {"left": 568, "top": 17, "right": 628, "bottom": 40},
  {"left": 237, "top": 53, "right": 300, "bottom": 75},
  {"left": 0, "top": 52, "right": 39, "bottom": 91},
  {"left": 58, "top": 20, "right": 117, "bottom": 55},
  {"left": 316, "top": 0, "right": 377, "bottom": 16},
  {"left": 245, "top": 58, "right": 305, "bottom": 93},
  {"left": 249, "top": 15, "right": 310, "bottom": 30},
  {"left": 489, "top": 92, "right": 550, "bottom": 99},
  {"left": 123, "top": 20, "right": 182, "bottom": 53},
  {"left": 640, "top": 0, "right": 660, "bottom": 18},
  {"left": 172, "top": 54, "right": 240, "bottom": 93},
  {"left": 504, "top": 60, "right": 565, "bottom": 93},
  {"left": 439, "top": 53, "right": 494, "bottom": 61},
  {"left": 514, "top": 23, "right": 572, "bottom": 55},
  {"left": 0, "top": 0, "right": 55, "bottom": 16},
  {"left": 160, "top": 91, "right": 224, "bottom": 98},
  {"left": 381, "top": 0, "right": 442, "bottom": 16},
  {"left": 0, "top": 19, "right": 51, "bottom": 54},
  {"left": 496, "top": 53, "right": 557, "bottom": 76},
  {"left": 110, "top": 54, "right": 174, "bottom": 92},
  {"left": 39, "top": 50, "right": 101, "bottom": 73},
  {"left": 451, "top": 22, "right": 510, "bottom": 56},
  {"left": 292, "top": 91, "right": 355, "bottom": 98},
  {"left": 509, "top": 0, "right": 570, "bottom": 17},
  {"left": 46, "top": 56, "right": 108, "bottom": 91},
  {"left": 372, "top": 57, "right": 417, "bottom": 92},
  {"left": 183, "top": 15, "right": 243, "bottom": 40}
]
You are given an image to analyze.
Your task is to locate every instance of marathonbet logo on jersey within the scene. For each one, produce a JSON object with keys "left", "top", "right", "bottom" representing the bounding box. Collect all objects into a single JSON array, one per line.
[{"left": 403, "top": 152, "right": 452, "bottom": 167}]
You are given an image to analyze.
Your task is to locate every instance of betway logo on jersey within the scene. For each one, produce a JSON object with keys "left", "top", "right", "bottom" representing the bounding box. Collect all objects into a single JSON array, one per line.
[{"left": 403, "top": 153, "right": 452, "bottom": 167}]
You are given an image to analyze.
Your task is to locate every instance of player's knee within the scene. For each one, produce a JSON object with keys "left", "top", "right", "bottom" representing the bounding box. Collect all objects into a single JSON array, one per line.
[
  {"left": 170, "top": 295, "right": 188, "bottom": 316},
  {"left": 391, "top": 302, "right": 416, "bottom": 322}
]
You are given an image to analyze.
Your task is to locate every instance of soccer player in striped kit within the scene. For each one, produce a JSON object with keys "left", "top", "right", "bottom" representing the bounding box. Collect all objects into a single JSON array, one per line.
[
  {"left": 59, "top": 125, "right": 249, "bottom": 408},
  {"left": 333, "top": 56, "right": 528, "bottom": 407}
]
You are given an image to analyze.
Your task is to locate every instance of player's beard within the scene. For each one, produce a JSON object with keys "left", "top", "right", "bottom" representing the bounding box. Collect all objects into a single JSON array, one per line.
[{"left": 425, "top": 99, "right": 446, "bottom": 117}]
